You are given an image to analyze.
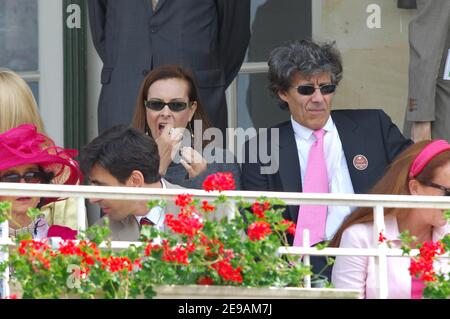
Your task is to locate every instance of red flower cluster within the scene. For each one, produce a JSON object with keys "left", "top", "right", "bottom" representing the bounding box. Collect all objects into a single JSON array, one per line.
[
  {"left": 279, "top": 219, "right": 296, "bottom": 235},
  {"left": 101, "top": 256, "right": 133, "bottom": 273},
  {"left": 197, "top": 276, "right": 214, "bottom": 285},
  {"left": 247, "top": 221, "right": 272, "bottom": 241},
  {"left": 144, "top": 242, "right": 161, "bottom": 257},
  {"left": 202, "top": 172, "right": 236, "bottom": 192},
  {"left": 166, "top": 213, "right": 204, "bottom": 237},
  {"left": 175, "top": 194, "right": 193, "bottom": 207},
  {"left": 409, "top": 241, "right": 446, "bottom": 282},
  {"left": 201, "top": 200, "right": 215, "bottom": 213},
  {"left": 211, "top": 260, "right": 243, "bottom": 283},
  {"left": 378, "top": 232, "right": 387, "bottom": 244},
  {"left": 251, "top": 201, "right": 270, "bottom": 219},
  {"left": 18, "top": 239, "right": 51, "bottom": 256},
  {"left": 18, "top": 239, "right": 53, "bottom": 270},
  {"left": 59, "top": 240, "right": 100, "bottom": 267},
  {"left": 162, "top": 241, "right": 190, "bottom": 265},
  {"left": 17, "top": 238, "right": 142, "bottom": 283}
]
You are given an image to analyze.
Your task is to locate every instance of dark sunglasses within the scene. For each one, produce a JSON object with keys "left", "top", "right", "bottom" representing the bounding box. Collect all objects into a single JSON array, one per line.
[
  {"left": 144, "top": 100, "right": 191, "bottom": 112},
  {"left": 419, "top": 180, "right": 450, "bottom": 196},
  {"left": 296, "top": 84, "right": 337, "bottom": 96},
  {"left": 0, "top": 171, "right": 47, "bottom": 184}
]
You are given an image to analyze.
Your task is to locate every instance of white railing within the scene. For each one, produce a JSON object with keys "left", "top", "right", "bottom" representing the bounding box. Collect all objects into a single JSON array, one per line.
[{"left": 1, "top": 183, "right": 450, "bottom": 299}]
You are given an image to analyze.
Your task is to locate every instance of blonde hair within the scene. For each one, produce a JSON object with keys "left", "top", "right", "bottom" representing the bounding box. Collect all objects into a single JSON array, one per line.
[{"left": 0, "top": 69, "right": 45, "bottom": 133}]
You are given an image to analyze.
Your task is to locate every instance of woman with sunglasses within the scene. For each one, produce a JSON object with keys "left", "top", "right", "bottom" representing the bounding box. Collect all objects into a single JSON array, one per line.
[
  {"left": 0, "top": 124, "right": 82, "bottom": 239},
  {"left": 330, "top": 140, "right": 450, "bottom": 298},
  {"left": 132, "top": 65, "right": 241, "bottom": 189},
  {"left": 0, "top": 69, "right": 84, "bottom": 232}
]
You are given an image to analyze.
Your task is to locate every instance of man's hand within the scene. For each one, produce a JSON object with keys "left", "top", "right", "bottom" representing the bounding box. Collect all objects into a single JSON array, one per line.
[{"left": 411, "top": 121, "right": 431, "bottom": 142}]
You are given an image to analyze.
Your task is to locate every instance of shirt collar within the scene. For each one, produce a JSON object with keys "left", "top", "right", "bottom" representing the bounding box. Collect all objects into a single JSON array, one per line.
[
  {"left": 291, "top": 115, "right": 334, "bottom": 140},
  {"left": 135, "top": 179, "right": 166, "bottom": 225}
]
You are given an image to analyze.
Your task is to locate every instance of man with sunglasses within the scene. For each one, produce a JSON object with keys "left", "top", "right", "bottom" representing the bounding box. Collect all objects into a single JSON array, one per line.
[{"left": 241, "top": 40, "right": 412, "bottom": 279}]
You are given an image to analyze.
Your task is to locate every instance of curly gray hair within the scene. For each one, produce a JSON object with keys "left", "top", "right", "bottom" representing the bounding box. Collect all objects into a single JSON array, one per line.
[{"left": 268, "top": 40, "right": 343, "bottom": 109}]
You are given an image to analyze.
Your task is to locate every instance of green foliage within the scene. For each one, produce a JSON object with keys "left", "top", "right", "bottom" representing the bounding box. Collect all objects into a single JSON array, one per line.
[{"left": 1, "top": 195, "right": 319, "bottom": 299}]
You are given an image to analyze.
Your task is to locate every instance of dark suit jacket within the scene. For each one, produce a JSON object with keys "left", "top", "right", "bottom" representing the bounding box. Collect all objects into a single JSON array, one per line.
[
  {"left": 241, "top": 109, "right": 413, "bottom": 243},
  {"left": 88, "top": 0, "right": 251, "bottom": 133}
]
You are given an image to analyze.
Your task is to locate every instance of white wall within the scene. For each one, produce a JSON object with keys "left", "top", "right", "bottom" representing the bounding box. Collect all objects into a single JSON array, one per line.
[
  {"left": 85, "top": 8, "right": 102, "bottom": 224},
  {"left": 38, "top": 0, "right": 64, "bottom": 146},
  {"left": 86, "top": 8, "right": 102, "bottom": 143}
]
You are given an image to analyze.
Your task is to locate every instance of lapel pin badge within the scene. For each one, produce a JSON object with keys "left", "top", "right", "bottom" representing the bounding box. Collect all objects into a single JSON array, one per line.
[{"left": 353, "top": 154, "right": 368, "bottom": 171}]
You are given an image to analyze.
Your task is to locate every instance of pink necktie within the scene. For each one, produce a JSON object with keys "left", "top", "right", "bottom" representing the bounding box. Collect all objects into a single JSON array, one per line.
[
  {"left": 411, "top": 259, "right": 425, "bottom": 299},
  {"left": 293, "top": 129, "right": 328, "bottom": 247}
]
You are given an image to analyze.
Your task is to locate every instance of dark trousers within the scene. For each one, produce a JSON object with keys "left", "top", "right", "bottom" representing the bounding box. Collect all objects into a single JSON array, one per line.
[{"left": 310, "top": 255, "right": 334, "bottom": 282}]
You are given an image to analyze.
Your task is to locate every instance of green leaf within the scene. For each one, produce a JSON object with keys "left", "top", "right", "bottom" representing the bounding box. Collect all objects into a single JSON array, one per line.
[{"left": 147, "top": 200, "right": 167, "bottom": 210}]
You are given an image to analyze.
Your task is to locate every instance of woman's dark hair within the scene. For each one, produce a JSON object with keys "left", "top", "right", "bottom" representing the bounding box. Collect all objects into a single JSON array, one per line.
[{"left": 132, "top": 64, "right": 212, "bottom": 148}]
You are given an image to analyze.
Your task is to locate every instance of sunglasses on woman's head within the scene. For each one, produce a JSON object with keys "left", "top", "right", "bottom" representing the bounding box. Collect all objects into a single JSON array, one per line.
[
  {"left": 144, "top": 100, "right": 190, "bottom": 112},
  {"left": 296, "top": 83, "right": 337, "bottom": 96},
  {"left": 0, "top": 171, "right": 47, "bottom": 184}
]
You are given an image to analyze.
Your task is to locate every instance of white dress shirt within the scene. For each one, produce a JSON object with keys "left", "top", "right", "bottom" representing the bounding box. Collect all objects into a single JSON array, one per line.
[
  {"left": 291, "top": 116, "right": 355, "bottom": 239},
  {"left": 135, "top": 179, "right": 166, "bottom": 232}
]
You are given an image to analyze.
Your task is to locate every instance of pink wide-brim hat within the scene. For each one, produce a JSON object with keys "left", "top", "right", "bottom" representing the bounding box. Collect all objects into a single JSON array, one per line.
[{"left": 0, "top": 124, "right": 82, "bottom": 204}]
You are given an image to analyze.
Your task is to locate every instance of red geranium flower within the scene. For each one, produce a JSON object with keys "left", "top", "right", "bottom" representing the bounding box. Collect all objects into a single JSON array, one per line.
[
  {"left": 197, "top": 276, "right": 214, "bottom": 285},
  {"left": 162, "top": 243, "right": 190, "bottom": 265},
  {"left": 279, "top": 219, "right": 296, "bottom": 235},
  {"left": 201, "top": 200, "right": 215, "bottom": 213},
  {"left": 202, "top": 172, "right": 236, "bottom": 192},
  {"left": 165, "top": 213, "right": 204, "bottom": 237},
  {"left": 378, "top": 232, "right": 387, "bottom": 244},
  {"left": 251, "top": 202, "right": 270, "bottom": 219},
  {"left": 211, "top": 260, "right": 243, "bottom": 283},
  {"left": 247, "top": 221, "right": 272, "bottom": 241},
  {"left": 409, "top": 240, "right": 446, "bottom": 282},
  {"left": 175, "top": 194, "right": 193, "bottom": 207}
]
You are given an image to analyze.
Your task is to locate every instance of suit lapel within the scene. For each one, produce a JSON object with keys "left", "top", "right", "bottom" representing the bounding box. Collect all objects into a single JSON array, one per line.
[
  {"left": 278, "top": 123, "right": 302, "bottom": 192},
  {"left": 142, "top": 0, "right": 153, "bottom": 16},
  {"left": 153, "top": 0, "right": 167, "bottom": 13},
  {"left": 332, "top": 111, "right": 369, "bottom": 194},
  {"left": 277, "top": 123, "right": 302, "bottom": 221}
]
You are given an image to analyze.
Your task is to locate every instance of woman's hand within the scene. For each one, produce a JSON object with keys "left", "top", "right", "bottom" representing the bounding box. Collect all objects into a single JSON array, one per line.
[
  {"left": 179, "top": 146, "right": 207, "bottom": 179},
  {"left": 156, "top": 124, "right": 183, "bottom": 175}
]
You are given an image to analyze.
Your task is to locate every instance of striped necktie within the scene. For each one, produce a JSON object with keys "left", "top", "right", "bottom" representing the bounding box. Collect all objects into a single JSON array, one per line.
[{"left": 140, "top": 217, "right": 155, "bottom": 227}]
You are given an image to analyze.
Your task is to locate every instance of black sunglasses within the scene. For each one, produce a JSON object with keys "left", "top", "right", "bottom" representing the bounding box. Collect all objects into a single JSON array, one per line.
[
  {"left": 0, "top": 171, "right": 47, "bottom": 184},
  {"left": 419, "top": 180, "right": 450, "bottom": 196},
  {"left": 296, "top": 84, "right": 337, "bottom": 96},
  {"left": 144, "top": 100, "right": 191, "bottom": 112}
]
